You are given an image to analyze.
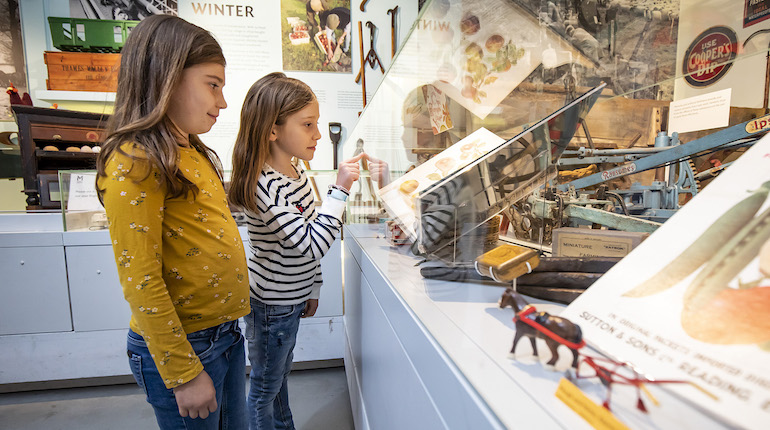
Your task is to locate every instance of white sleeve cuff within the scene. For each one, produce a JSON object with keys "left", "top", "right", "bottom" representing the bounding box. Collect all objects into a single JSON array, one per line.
[{"left": 319, "top": 195, "right": 347, "bottom": 220}]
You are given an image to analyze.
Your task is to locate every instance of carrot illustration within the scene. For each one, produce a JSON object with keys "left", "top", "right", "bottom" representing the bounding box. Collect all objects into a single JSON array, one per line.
[{"left": 623, "top": 181, "right": 770, "bottom": 298}]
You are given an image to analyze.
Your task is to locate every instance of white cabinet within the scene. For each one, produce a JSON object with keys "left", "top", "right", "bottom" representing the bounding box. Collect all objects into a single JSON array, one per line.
[
  {"left": 65, "top": 245, "right": 131, "bottom": 332},
  {"left": 358, "top": 276, "right": 445, "bottom": 429},
  {"left": 0, "top": 238, "right": 72, "bottom": 335},
  {"left": 343, "top": 226, "right": 501, "bottom": 430},
  {"left": 0, "top": 223, "right": 345, "bottom": 387}
]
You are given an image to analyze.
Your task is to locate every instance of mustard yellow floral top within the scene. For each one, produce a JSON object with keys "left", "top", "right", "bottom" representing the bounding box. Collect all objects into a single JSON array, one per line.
[{"left": 100, "top": 143, "right": 249, "bottom": 388}]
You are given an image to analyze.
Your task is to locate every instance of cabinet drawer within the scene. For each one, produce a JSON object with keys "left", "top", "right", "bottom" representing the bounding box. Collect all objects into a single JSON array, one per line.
[{"left": 30, "top": 124, "right": 104, "bottom": 143}]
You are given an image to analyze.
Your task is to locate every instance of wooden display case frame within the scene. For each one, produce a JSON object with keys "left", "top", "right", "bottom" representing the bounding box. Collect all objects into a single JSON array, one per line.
[{"left": 11, "top": 105, "right": 109, "bottom": 210}]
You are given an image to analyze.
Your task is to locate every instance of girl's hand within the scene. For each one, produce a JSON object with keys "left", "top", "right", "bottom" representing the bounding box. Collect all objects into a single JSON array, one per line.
[
  {"left": 302, "top": 299, "right": 319, "bottom": 318},
  {"left": 173, "top": 370, "right": 217, "bottom": 419},
  {"left": 336, "top": 153, "right": 366, "bottom": 190},
  {"left": 367, "top": 154, "right": 390, "bottom": 188}
]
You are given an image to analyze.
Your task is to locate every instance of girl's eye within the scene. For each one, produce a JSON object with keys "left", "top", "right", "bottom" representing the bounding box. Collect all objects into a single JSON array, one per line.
[{"left": 210, "top": 83, "right": 219, "bottom": 89}]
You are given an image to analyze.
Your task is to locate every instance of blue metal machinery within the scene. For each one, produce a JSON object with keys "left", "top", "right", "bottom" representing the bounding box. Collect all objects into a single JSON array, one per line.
[{"left": 551, "top": 116, "right": 770, "bottom": 226}]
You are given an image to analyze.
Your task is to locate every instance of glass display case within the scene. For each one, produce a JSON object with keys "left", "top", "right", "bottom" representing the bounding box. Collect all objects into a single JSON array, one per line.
[
  {"left": 344, "top": 0, "right": 769, "bottom": 261},
  {"left": 341, "top": 2, "right": 770, "bottom": 428}
]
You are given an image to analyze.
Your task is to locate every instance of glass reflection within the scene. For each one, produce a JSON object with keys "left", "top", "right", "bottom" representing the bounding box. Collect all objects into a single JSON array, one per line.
[{"left": 415, "top": 83, "right": 605, "bottom": 262}]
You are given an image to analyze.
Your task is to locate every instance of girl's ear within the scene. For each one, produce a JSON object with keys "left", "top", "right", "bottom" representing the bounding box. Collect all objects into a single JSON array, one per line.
[{"left": 269, "top": 125, "right": 279, "bottom": 142}]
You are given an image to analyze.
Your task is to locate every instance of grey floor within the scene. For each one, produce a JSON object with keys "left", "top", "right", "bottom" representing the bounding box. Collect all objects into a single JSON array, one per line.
[{"left": 0, "top": 367, "right": 353, "bottom": 430}]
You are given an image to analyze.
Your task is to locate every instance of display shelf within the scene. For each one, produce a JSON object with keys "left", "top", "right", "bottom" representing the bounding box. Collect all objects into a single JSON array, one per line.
[
  {"left": 343, "top": 224, "right": 732, "bottom": 429},
  {"left": 36, "top": 148, "right": 98, "bottom": 160},
  {"left": 35, "top": 90, "right": 116, "bottom": 103}
]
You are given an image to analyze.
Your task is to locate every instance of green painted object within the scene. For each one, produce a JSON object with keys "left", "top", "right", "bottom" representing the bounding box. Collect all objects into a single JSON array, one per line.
[{"left": 48, "top": 17, "right": 139, "bottom": 53}]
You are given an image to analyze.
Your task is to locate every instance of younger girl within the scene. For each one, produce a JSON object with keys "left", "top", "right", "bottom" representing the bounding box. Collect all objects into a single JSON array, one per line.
[
  {"left": 228, "top": 72, "right": 364, "bottom": 429},
  {"left": 97, "top": 15, "right": 249, "bottom": 429}
]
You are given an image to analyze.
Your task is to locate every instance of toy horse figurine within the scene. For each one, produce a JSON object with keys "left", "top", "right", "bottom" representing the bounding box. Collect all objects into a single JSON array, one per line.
[{"left": 499, "top": 288, "right": 585, "bottom": 368}]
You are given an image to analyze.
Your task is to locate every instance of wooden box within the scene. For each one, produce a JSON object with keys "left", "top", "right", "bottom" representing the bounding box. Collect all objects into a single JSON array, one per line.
[{"left": 43, "top": 51, "right": 120, "bottom": 92}]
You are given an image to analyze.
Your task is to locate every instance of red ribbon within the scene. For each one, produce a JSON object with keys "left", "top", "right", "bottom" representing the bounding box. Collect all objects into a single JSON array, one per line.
[{"left": 514, "top": 306, "right": 586, "bottom": 350}]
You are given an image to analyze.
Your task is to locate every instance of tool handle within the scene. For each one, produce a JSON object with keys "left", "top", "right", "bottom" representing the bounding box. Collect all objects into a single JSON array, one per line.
[
  {"left": 388, "top": 6, "right": 399, "bottom": 58},
  {"left": 358, "top": 21, "right": 367, "bottom": 107}
]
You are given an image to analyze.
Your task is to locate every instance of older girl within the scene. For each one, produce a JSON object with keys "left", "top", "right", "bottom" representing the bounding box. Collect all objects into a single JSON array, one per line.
[{"left": 97, "top": 15, "right": 249, "bottom": 429}]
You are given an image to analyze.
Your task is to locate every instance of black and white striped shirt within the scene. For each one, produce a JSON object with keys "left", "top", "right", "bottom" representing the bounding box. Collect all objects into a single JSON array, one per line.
[{"left": 245, "top": 164, "right": 346, "bottom": 305}]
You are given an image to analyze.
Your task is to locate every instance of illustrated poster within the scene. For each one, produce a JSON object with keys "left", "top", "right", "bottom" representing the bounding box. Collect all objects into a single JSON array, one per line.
[
  {"left": 378, "top": 127, "right": 504, "bottom": 238},
  {"left": 561, "top": 132, "right": 770, "bottom": 429},
  {"left": 408, "top": 0, "right": 595, "bottom": 119}
]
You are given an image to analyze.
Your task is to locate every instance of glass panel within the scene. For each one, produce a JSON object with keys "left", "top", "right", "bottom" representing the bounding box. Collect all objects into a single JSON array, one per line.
[
  {"left": 347, "top": 0, "right": 769, "bottom": 256},
  {"left": 59, "top": 170, "right": 106, "bottom": 232},
  {"left": 414, "top": 84, "right": 603, "bottom": 262}
]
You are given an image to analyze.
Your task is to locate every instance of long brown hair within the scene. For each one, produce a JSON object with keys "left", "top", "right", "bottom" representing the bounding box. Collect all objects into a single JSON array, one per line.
[
  {"left": 96, "top": 14, "right": 225, "bottom": 199},
  {"left": 228, "top": 72, "right": 316, "bottom": 213}
]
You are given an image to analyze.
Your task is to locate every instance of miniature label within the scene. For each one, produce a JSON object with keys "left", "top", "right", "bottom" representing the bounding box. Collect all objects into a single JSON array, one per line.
[
  {"left": 555, "top": 378, "right": 630, "bottom": 430},
  {"left": 555, "top": 233, "right": 633, "bottom": 258}
]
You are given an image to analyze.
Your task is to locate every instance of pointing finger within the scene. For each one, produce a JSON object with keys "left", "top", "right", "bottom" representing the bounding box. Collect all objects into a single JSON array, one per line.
[{"left": 346, "top": 153, "right": 366, "bottom": 163}]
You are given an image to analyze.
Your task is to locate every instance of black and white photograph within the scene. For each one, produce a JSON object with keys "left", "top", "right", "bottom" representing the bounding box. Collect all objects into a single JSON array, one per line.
[
  {"left": 69, "top": 0, "right": 178, "bottom": 20},
  {"left": 0, "top": 0, "right": 27, "bottom": 120},
  {"left": 517, "top": 0, "right": 681, "bottom": 100}
]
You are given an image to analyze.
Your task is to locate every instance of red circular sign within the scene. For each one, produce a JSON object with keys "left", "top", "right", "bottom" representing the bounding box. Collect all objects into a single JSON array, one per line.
[{"left": 682, "top": 26, "right": 738, "bottom": 87}]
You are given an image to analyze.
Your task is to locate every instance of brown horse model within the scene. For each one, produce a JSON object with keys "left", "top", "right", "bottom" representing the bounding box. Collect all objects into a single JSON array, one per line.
[{"left": 499, "top": 288, "right": 584, "bottom": 368}]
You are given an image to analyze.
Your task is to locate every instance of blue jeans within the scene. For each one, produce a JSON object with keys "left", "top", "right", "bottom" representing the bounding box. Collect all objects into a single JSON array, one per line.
[
  {"left": 245, "top": 298, "right": 304, "bottom": 430},
  {"left": 127, "top": 320, "right": 247, "bottom": 430}
]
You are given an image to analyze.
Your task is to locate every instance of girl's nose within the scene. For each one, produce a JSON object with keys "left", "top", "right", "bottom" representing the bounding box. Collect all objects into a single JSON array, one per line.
[
  {"left": 313, "top": 124, "right": 321, "bottom": 140},
  {"left": 217, "top": 93, "right": 227, "bottom": 110}
]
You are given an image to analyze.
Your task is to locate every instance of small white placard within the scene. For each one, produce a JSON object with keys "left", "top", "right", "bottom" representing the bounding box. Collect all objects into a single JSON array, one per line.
[
  {"left": 668, "top": 88, "right": 731, "bottom": 134},
  {"left": 67, "top": 173, "right": 103, "bottom": 211}
]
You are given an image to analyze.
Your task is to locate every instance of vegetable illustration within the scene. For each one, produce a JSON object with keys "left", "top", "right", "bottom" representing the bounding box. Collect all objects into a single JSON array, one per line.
[
  {"left": 460, "top": 38, "right": 524, "bottom": 104},
  {"left": 683, "top": 203, "right": 770, "bottom": 311},
  {"left": 435, "top": 157, "right": 456, "bottom": 176},
  {"left": 399, "top": 179, "right": 419, "bottom": 194},
  {"left": 460, "top": 13, "right": 480, "bottom": 35},
  {"left": 681, "top": 287, "right": 770, "bottom": 346},
  {"left": 623, "top": 181, "right": 770, "bottom": 298},
  {"left": 622, "top": 181, "right": 770, "bottom": 347},
  {"left": 485, "top": 35, "right": 504, "bottom": 53}
]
